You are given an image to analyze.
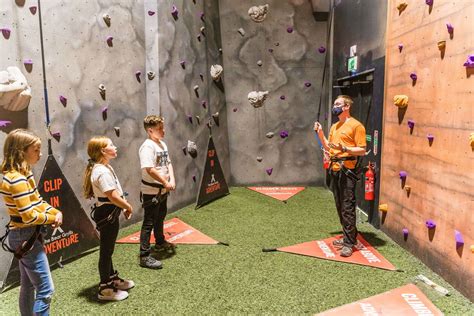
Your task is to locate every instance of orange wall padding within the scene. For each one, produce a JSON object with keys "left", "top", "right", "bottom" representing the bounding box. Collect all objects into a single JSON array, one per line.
[{"left": 380, "top": 0, "right": 473, "bottom": 300}]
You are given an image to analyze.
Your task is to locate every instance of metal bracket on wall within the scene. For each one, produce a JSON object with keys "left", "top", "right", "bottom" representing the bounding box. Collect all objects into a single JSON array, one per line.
[{"left": 333, "top": 68, "right": 375, "bottom": 89}]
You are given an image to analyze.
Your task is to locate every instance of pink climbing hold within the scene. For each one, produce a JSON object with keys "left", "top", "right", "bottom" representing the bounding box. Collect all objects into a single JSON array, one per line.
[
  {"left": 59, "top": 95, "right": 67, "bottom": 107},
  {"left": 280, "top": 95, "right": 286, "bottom": 100},
  {"left": 23, "top": 59, "right": 33, "bottom": 66},
  {"left": 398, "top": 43, "right": 403, "bottom": 52},
  {"left": 399, "top": 171, "right": 407, "bottom": 179},
  {"left": 425, "top": 0, "right": 433, "bottom": 5},
  {"left": 425, "top": 220, "right": 436, "bottom": 229},
  {"left": 446, "top": 23, "right": 454, "bottom": 34},
  {"left": 51, "top": 131, "right": 61, "bottom": 142},
  {"left": 0, "top": 120, "right": 12, "bottom": 127},
  {"left": 304, "top": 81, "right": 312, "bottom": 87},
  {"left": 463, "top": 55, "right": 474, "bottom": 68},
  {"left": 1, "top": 28, "right": 11, "bottom": 39},
  {"left": 106, "top": 36, "right": 113, "bottom": 47},
  {"left": 171, "top": 5, "right": 178, "bottom": 18},
  {"left": 29, "top": 6, "right": 37, "bottom": 15},
  {"left": 402, "top": 228, "right": 409, "bottom": 238},
  {"left": 266, "top": 168, "right": 273, "bottom": 175},
  {"left": 199, "top": 12, "right": 205, "bottom": 20},
  {"left": 148, "top": 10, "right": 156, "bottom": 16},
  {"left": 233, "top": 108, "right": 238, "bottom": 112}
]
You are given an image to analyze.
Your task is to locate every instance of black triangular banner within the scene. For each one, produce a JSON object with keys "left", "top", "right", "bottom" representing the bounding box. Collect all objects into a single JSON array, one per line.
[{"left": 195, "top": 136, "right": 229, "bottom": 209}]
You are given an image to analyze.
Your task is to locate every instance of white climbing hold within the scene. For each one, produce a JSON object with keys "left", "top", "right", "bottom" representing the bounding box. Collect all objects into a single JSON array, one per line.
[
  {"left": 248, "top": 4, "right": 269, "bottom": 23},
  {"left": 248, "top": 91, "right": 269, "bottom": 108},
  {"left": 210, "top": 64, "right": 223, "bottom": 81}
]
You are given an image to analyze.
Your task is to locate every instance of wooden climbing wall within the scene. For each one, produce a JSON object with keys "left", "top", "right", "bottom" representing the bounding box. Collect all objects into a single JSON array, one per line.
[{"left": 380, "top": 0, "right": 473, "bottom": 300}]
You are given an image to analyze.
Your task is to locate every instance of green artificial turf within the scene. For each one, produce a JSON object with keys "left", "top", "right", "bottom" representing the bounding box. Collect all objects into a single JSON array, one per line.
[{"left": 1, "top": 187, "right": 473, "bottom": 314}]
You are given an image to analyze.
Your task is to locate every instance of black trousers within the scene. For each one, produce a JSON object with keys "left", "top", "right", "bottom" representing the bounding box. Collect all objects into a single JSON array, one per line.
[
  {"left": 328, "top": 169, "right": 358, "bottom": 247},
  {"left": 140, "top": 194, "right": 168, "bottom": 257},
  {"left": 94, "top": 204, "right": 120, "bottom": 284}
]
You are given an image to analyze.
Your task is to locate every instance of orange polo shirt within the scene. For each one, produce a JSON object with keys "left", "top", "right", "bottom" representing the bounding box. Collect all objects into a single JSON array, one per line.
[{"left": 328, "top": 118, "right": 366, "bottom": 171}]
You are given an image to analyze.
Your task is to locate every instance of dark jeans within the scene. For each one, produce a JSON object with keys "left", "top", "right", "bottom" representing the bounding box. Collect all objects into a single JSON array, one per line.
[
  {"left": 94, "top": 204, "right": 120, "bottom": 283},
  {"left": 140, "top": 194, "right": 168, "bottom": 257},
  {"left": 328, "top": 169, "right": 358, "bottom": 247}
]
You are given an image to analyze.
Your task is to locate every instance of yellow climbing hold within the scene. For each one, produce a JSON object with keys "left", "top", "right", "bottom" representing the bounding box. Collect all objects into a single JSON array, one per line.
[
  {"left": 394, "top": 95, "right": 409, "bottom": 108},
  {"left": 379, "top": 204, "right": 388, "bottom": 212},
  {"left": 437, "top": 40, "right": 446, "bottom": 50},
  {"left": 470, "top": 133, "right": 474, "bottom": 150},
  {"left": 470, "top": 245, "right": 474, "bottom": 253},
  {"left": 397, "top": 2, "right": 408, "bottom": 13}
]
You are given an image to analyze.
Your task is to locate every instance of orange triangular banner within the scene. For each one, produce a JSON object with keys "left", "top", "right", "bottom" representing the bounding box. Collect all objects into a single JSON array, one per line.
[
  {"left": 277, "top": 234, "right": 397, "bottom": 271},
  {"left": 247, "top": 186, "right": 305, "bottom": 201},
  {"left": 317, "top": 284, "right": 443, "bottom": 315},
  {"left": 116, "top": 218, "right": 219, "bottom": 245}
]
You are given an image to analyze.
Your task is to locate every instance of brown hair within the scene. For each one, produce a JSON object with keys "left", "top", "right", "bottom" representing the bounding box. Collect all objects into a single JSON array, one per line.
[
  {"left": 336, "top": 95, "right": 354, "bottom": 107},
  {"left": 83, "top": 136, "right": 110, "bottom": 199},
  {"left": 1, "top": 129, "right": 41, "bottom": 175},
  {"left": 143, "top": 115, "right": 164, "bottom": 130}
]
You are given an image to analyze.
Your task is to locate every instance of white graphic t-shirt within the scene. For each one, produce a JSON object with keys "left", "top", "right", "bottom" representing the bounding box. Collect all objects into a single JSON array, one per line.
[
  {"left": 139, "top": 139, "right": 171, "bottom": 195},
  {"left": 91, "top": 164, "right": 123, "bottom": 206}
]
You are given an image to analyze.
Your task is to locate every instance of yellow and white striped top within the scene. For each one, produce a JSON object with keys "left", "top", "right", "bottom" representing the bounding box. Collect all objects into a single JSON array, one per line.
[{"left": 0, "top": 170, "right": 60, "bottom": 229}]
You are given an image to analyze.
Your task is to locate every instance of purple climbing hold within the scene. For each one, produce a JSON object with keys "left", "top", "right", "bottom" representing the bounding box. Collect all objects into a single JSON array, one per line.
[
  {"left": 102, "top": 106, "right": 108, "bottom": 120},
  {"left": 0, "top": 120, "right": 12, "bottom": 127},
  {"left": 426, "top": 0, "right": 433, "bottom": 5},
  {"left": 454, "top": 230, "right": 464, "bottom": 247},
  {"left": 463, "top": 55, "right": 474, "bottom": 68},
  {"left": 171, "top": 5, "right": 179, "bottom": 18},
  {"left": 287, "top": 27, "right": 293, "bottom": 33},
  {"left": 180, "top": 60, "right": 186, "bottom": 68},
  {"left": 135, "top": 70, "right": 141, "bottom": 82},
  {"left": 187, "top": 115, "right": 193, "bottom": 124},
  {"left": 318, "top": 46, "right": 326, "bottom": 54},
  {"left": 279, "top": 130, "right": 289, "bottom": 138},
  {"left": 199, "top": 12, "right": 205, "bottom": 20},
  {"left": 407, "top": 119, "right": 415, "bottom": 129},
  {"left": 280, "top": 95, "right": 286, "bottom": 100},
  {"left": 402, "top": 228, "right": 409, "bottom": 238},
  {"left": 1, "top": 28, "right": 11, "bottom": 39},
  {"left": 106, "top": 36, "right": 113, "bottom": 47},
  {"left": 23, "top": 59, "right": 33, "bottom": 65},
  {"left": 427, "top": 134, "right": 434, "bottom": 142},
  {"left": 266, "top": 168, "right": 273, "bottom": 175},
  {"left": 446, "top": 23, "right": 454, "bottom": 34},
  {"left": 399, "top": 171, "right": 407, "bottom": 179},
  {"left": 410, "top": 72, "right": 417, "bottom": 81},
  {"left": 425, "top": 220, "right": 436, "bottom": 229},
  {"left": 398, "top": 43, "right": 403, "bottom": 52},
  {"left": 201, "top": 100, "right": 207, "bottom": 109},
  {"left": 304, "top": 81, "right": 312, "bottom": 88},
  {"left": 148, "top": 10, "right": 156, "bottom": 16},
  {"left": 192, "top": 175, "right": 196, "bottom": 182},
  {"left": 59, "top": 95, "right": 67, "bottom": 107},
  {"left": 51, "top": 131, "right": 61, "bottom": 142},
  {"left": 233, "top": 108, "right": 238, "bottom": 112},
  {"left": 29, "top": 6, "right": 37, "bottom": 15},
  {"left": 268, "top": 48, "right": 274, "bottom": 53}
]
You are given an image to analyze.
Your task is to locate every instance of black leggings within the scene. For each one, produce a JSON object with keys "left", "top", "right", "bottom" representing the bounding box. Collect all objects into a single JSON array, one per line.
[
  {"left": 140, "top": 194, "right": 168, "bottom": 257},
  {"left": 94, "top": 204, "right": 120, "bottom": 284}
]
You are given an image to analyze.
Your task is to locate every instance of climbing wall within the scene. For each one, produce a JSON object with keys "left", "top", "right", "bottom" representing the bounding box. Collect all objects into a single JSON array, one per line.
[
  {"left": 219, "top": 0, "right": 330, "bottom": 185},
  {"left": 380, "top": 0, "right": 474, "bottom": 300}
]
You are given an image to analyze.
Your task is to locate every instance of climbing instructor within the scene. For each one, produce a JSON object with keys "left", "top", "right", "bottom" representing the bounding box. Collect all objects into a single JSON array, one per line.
[{"left": 314, "top": 95, "right": 366, "bottom": 257}]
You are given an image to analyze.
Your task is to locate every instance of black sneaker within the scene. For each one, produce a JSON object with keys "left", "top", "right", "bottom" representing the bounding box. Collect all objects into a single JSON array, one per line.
[
  {"left": 340, "top": 246, "right": 353, "bottom": 257},
  {"left": 139, "top": 255, "right": 163, "bottom": 269},
  {"left": 153, "top": 241, "right": 176, "bottom": 252}
]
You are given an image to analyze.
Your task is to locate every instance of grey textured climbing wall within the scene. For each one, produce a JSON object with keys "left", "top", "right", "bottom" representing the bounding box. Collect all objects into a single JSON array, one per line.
[{"left": 219, "top": 0, "right": 330, "bottom": 185}]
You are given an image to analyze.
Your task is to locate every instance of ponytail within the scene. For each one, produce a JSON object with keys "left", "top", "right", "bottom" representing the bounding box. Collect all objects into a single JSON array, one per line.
[
  {"left": 83, "top": 159, "right": 96, "bottom": 199},
  {"left": 83, "top": 136, "right": 110, "bottom": 199}
]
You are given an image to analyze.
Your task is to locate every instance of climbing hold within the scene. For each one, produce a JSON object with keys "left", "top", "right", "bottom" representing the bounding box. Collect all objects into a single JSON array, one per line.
[
  {"left": 200, "top": 26, "right": 205, "bottom": 34},
  {"left": 275, "top": 42, "right": 280, "bottom": 46},
  {"left": 268, "top": 48, "right": 274, "bottom": 53},
  {"left": 446, "top": 23, "right": 454, "bottom": 34},
  {"left": 1, "top": 28, "right": 11, "bottom": 39},
  {"left": 237, "top": 28, "right": 246, "bottom": 37},
  {"left": 318, "top": 46, "right": 326, "bottom": 54},
  {"left": 402, "top": 228, "right": 409, "bottom": 239},
  {"left": 193, "top": 85, "right": 199, "bottom": 92},
  {"left": 180, "top": 60, "right": 186, "bottom": 69},
  {"left": 427, "top": 134, "right": 434, "bottom": 145},
  {"left": 398, "top": 43, "right": 403, "bottom": 52},
  {"left": 279, "top": 130, "right": 289, "bottom": 138},
  {"left": 266, "top": 132, "right": 274, "bottom": 138},
  {"left": 469, "top": 133, "right": 474, "bottom": 149},
  {"left": 409, "top": 72, "right": 417, "bottom": 81},
  {"left": 147, "top": 71, "right": 155, "bottom": 80},
  {"left": 266, "top": 168, "right": 273, "bottom": 175},
  {"left": 102, "top": 106, "right": 108, "bottom": 121},
  {"left": 210, "top": 64, "right": 223, "bottom": 81},
  {"left": 397, "top": 2, "right": 408, "bottom": 14},
  {"left": 0, "top": 120, "right": 12, "bottom": 127},
  {"left": 454, "top": 230, "right": 464, "bottom": 247},
  {"left": 248, "top": 91, "right": 269, "bottom": 108},
  {"left": 187, "top": 115, "right": 193, "bottom": 124},
  {"left": 59, "top": 95, "right": 67, "bottom": 107},
  {"left": 103, "top": 14, "right": 111, "bottom": 27},
  {"left": 437, "top": 40, "right": 446, "bottom": 51},
  {"left": 399, "top": 171, "right": 407, "bottom": 180},
  {"left": 257, "top": 60, "right": 263, "bottom": 67},
  {"left": 426, "top": 0, "right": 433, "bottom": 5},
  {"left": 23, "top": 59, "right": 33, "bottom": 73},
  {"left": 206, "top": 118, "right": 213, "bottom": 129},
  {"left": 218, "top": 48, "right": 223, "bottom": 54},
  {"left": 304, "top": 81, "right": 312, "bottom": 88},
  {"left": 98, "top": 84, "right": 106, "bottom": 100},
  {"left": 463, "top": 55, "right": 474, "bottom": 68},
  {"left": 29, "top": 6, "right": 37, "bottom": 15},
  {"left": 256, "top": 156, "right": 263, "bottom": 162},
  {"left": 393, "top": 95, "right": 408, "bottom": 108},
  {"left": 51, "top": 131, "right": 61, "bottom": 142},
  {"left": 135, "top": 70, "right": 141, "bottom": 82},
  {"left": 199, "top": 73, "right": 204, "bottom": 81},
  {"left": 199, "top": 12, "right": 205, "bottom": 20},
  {"left": 195, "top": 115, "right": 200, "bottom": 125},
  {"left": 248, "top": 4, "right": 269, "bottom": 23},
  {"left": 197, "top": 34, "right": 202, "bottom": 41},
  {"left": 407, "top": 119, "right": 415, "bottom": 130},
  {"left": 187, "top": 140, "right": 197, "bottom": 158},
  {"left": 192, "top": 175, "right": 196, "bottom": 182},
  {"left": 405, "top": 185, "right": 411, "bottom": 194},
  {"left": 114, "top": 126, "right": 120, "bottom": 137},
  {"left": 287, "top": 26, "right": 293, "bottom": 33},
  {"left": 470, "top": 245, "right": 474, "bottom": 253},
  {"left": 106, "top": 36, "right": 113, "bottom": 47},
  {"left": 201, "top": 100, "right": 207, "bottom": 109},
  {"left": 233, "top": 108, "right": 238, "bottom": 112},
  {"left": 280, "top": 95, "right": 286, "bottom": 100},
  {"left": 212, "top": 112, "right": 219, "bottom": 126},
  {"left": 148, "top": 10, "right": 155, "bottom": 16},
  {"left": 182, "top": 146, "right": 187, "bottom": 156},
  {"left": 378, "top": 204, "right": 388, "bottom": 212},
  {"left": 425, "top": 220, "right": 436, "bottom": 229},
  {"left": 171, "top": 5, "right": 179, "bottom": 19}
]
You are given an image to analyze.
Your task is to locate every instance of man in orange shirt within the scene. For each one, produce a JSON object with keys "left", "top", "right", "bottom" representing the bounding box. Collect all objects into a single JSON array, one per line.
[{"left": 314, "top": 95, "right": 366, "bottom": 257}]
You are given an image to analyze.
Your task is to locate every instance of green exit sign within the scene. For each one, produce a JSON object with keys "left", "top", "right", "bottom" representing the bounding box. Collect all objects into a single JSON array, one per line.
[{"left": 348, "top": 56, "right": 358, "bottom": 72}]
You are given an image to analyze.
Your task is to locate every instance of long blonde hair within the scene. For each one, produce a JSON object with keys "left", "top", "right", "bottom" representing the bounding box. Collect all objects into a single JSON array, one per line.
[
  {"left": 83, "top": 136, "right": 109, "bottom": 199},
  {"left": 1, "top": 129, "right": 41, "bottom": 175}
]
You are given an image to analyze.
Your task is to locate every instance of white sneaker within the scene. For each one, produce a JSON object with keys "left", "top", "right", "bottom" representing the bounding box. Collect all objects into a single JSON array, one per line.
[
  {"left": 98, "top": 282, "right": 129, "bottom": 301},
  {"left": 110, "top": 271, "right": 135, "bottom": 291}
]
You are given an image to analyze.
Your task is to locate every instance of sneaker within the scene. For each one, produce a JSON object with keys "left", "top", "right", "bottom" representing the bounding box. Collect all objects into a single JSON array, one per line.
[
  {"left": 139, "top": 255, "right": 163, "bottom": 269},
  {"left": 98, "top": 281, "right": 129, "bottom": 301},
  {"left": 153, "top": 241, "right": 176, "bottom": 252},
  {"left": 332, "top": 238, "right": 344, "bottom": 249},
  {"left": 340, "top": 246, "right": 353, "bottom": 257},
  {"left": 110, "top": 271, "right": 135, "bottom": 291}
]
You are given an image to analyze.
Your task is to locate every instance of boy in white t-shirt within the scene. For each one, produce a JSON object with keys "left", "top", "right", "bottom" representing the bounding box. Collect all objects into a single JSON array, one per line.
[{"left": 138, "top": 115, "right": 176, "bottom": 269}]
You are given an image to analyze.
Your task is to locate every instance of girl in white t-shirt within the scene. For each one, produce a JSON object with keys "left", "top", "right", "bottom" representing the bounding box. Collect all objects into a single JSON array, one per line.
[{"left": 83, "top": 136, "right": 134, "bottom": 301}]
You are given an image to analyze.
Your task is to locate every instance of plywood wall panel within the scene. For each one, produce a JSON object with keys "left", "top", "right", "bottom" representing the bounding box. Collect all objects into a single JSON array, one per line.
[{"left": 381, "top": 0, "right": 473, "bottom": 300}]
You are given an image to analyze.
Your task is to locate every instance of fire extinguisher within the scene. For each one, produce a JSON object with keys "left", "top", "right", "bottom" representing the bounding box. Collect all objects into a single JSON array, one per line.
[
  {"left": 365, "top": 162, "right": 375, "bottom": 201},
  {"left": 323, "top": 151, "right": 330, "bottom": 169}
]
